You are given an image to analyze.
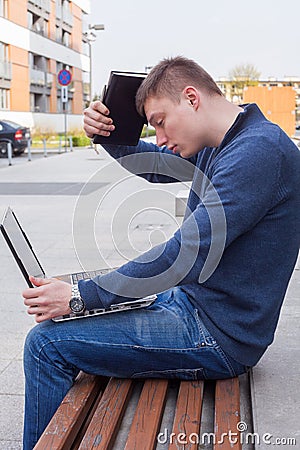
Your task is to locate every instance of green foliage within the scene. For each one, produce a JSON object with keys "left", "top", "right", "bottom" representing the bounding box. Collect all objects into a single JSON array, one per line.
[
  {"left": 31, "top": 126, "right": 155, "bottom": 148},
  {"left": 31, "top": 129, "right": 90, "bottom": 147},
  {"left": 141, "top": 125, "right": 156, "bottom": 138},
  {"left": 71, "top": 134, "right": 90, "bottom": 146}
]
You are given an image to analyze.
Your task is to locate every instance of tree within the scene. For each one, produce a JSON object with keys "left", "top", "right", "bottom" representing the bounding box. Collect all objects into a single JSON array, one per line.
[
  {"left": 229, "top": 63, "right": 261, "bottom": 84},
  {"left": 228, "top": 63, "right": 261, "bottom": 102}
]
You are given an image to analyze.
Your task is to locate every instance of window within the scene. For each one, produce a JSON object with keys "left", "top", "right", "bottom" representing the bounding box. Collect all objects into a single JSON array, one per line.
[
  {"left": 56, "top": 26, "right": 62, "bottom": 43},
  {"left": 30, "top": 93, "right": 49, "bottom": 113},
  {"left": 62, "top": 0, "right": 71, "bottom": 15},
  {"left": 0, "top": 0, "right": 8, "bottom": 18},
  {"left": 43, "top": 19, "right": 49, "bottom": 37},
  {"left": 0, "top": 88, "right": 10, "bottom": 109},
  {"left": 56, "top": 61, "right": 63, "bottom": 74},
  {"left": 63, "top": 31, "right": 70, "bottom": 47},
  {"left": 30, "top": 93, "right": 34, "bottom": 112},
  {"left": 0, "top": 42, "right": 8, "bottom": 61},
  {"left": 28, "top": 12, "right": 48, "bottom": 37},
  {"left": 0, "top": 42, "right": 10, "bottom": 80}
]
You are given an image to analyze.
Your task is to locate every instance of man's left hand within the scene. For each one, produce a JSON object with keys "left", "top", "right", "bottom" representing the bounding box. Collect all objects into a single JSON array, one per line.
[{"left": 23, "top": 276, "right": 72, "bottom": 323}]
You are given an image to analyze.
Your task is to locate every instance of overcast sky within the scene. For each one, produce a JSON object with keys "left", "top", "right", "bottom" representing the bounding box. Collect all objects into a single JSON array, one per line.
[{"left": 88, "top": 0, "right": 299, "bottom": 97}]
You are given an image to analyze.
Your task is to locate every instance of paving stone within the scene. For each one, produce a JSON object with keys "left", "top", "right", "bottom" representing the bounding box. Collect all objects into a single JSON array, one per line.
[{"left": 0, "top": 394, "right": 24, "bottom": 442}]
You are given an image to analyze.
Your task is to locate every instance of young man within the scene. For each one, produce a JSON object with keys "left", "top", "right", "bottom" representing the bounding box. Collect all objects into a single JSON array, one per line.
[{"left": 22, "top": 56, "right": 300, "bottom": 448}]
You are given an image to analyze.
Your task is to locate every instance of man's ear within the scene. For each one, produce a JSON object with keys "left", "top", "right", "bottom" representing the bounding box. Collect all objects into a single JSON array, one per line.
[{"left": 183, "top": 86, "right": 200, "bottom": 109}]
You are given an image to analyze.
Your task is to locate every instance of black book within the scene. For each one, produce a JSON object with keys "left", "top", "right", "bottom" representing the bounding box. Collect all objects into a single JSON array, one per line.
[{"left": 93, "top": 71, "right": 147, "bottom": 146}]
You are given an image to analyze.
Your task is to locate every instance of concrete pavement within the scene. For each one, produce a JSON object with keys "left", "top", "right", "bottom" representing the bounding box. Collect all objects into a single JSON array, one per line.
[
  {"left": 0, "top": 143, "right": 299, "bottom": 449},
  {"left": 0, "top": 142, "right": 183, "bottom": 449}
]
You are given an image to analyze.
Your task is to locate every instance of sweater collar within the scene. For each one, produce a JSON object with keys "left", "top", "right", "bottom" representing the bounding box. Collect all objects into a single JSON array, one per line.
[{"left": 217, "top": 103, "right": 266, "bottom": 151}]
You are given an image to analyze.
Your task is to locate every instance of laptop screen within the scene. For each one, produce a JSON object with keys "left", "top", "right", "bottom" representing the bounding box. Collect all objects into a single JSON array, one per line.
[{"left": 1, "top": 208, "right": 45, "bottom": 284}]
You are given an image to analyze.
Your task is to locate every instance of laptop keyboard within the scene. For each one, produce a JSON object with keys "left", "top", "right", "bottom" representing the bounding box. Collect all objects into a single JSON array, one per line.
[{"left": 71, "top": 268, "right": 113, "bottom": 283}]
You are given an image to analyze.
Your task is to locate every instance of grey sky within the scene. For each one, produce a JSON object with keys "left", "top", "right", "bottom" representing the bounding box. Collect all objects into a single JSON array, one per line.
[{"left": 88, "top": 0, "right": 299, "bottom": 96}]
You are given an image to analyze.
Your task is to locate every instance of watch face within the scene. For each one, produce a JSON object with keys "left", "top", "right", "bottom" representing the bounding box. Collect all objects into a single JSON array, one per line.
[{"left": 70, "top": 297, "right": 85, "bottom": 313}]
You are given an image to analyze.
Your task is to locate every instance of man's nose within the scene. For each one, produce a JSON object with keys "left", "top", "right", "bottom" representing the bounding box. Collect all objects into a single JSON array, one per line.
[{"left": 156, "top": 129, "right": 167, "bottom": 147}]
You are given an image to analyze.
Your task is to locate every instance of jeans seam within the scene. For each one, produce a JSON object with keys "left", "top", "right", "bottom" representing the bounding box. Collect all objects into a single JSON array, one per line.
[
  {"left": 25, "top": 339, "right": 42, "bottom": 446},
  {"left": 214, "top": 344, "right": 236, "bottom": 377},
  {"left": 35, "top": 337, "right": 206, "bottom": 354},
  {"left": 192, "top": 309, "right": 236, "bottom": 377},
  {"left": 193, "top": 309, "right": 214, "bottom": 347}
]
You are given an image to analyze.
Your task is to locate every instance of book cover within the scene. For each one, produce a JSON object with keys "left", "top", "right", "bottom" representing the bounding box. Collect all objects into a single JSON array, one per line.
[{"left": 93, "top": 71, "right": 147, "bottom": 146}]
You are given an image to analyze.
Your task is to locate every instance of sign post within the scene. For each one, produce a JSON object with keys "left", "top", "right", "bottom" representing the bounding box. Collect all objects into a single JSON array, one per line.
[{"left": 57, "top": 69, "right": 72, "bottom": 152}]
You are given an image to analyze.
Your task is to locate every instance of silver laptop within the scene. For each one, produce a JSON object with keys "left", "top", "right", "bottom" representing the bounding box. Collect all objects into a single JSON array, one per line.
[{"left": 0, "top": 207, "right": 156, "bottom": 322}]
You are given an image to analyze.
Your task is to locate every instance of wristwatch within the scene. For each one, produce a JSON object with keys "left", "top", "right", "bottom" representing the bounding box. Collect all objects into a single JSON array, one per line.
[{"left": 69, "top": 284, "right": 86, "bottom": 313}]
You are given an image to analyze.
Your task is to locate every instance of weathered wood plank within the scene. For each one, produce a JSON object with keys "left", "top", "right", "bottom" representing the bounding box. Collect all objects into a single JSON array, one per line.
[
  {"left": 214, "top": 378, "right": 241, "bottom": 450},
  {"left": 33, "top": 372, "right": 104, "bottom": 450},
  {"left": 35, "top": 374, "right": 243, "bottom": 450},
  {"left": 168, "top": 380, "right": 204, "bottom": 450},
  {"left": 78, "top": 377, "right": 133, "bottom": 449},
  {"left": 125, "top": 379, "right": 169, "bottom": 450}
]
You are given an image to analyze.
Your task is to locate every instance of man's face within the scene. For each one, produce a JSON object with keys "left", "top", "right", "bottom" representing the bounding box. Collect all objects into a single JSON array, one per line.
[{"left": 144, "top": 94, "right": 205, "bottom": 158}]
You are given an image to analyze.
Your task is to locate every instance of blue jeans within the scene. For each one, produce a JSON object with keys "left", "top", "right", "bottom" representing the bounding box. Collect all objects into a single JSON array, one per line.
[{"left": 23, "top": 287, "right": 247, "bottom": 449}]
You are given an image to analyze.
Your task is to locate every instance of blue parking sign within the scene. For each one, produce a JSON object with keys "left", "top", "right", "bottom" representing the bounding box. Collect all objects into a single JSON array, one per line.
[{"left": 58, "top": 69, "right": 72, "bottom": 86}]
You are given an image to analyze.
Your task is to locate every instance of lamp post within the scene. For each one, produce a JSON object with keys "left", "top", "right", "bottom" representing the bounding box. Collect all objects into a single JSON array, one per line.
[{"left": 84, "top": 24, "right": 105, "bottom": 102}]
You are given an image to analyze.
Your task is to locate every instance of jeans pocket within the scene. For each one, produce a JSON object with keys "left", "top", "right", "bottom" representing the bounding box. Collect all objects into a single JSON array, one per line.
[
  {"left": 131, "top": 368, "right": 206, "bottom": 380},
  {"left": 193, "top": 309, "right": 215, "bottom": 347}
]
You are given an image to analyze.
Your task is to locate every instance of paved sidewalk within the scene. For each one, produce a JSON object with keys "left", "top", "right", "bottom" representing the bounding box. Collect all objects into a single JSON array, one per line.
[
  {"left": 0, "top": 142, "right": 183, "bottom": 449},
  {"left": 0, "top": 144, "right": 299, "bottom": 449}
]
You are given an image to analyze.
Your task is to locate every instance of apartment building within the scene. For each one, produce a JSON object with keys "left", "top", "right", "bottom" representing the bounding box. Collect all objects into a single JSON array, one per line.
[
  {"left": 217, "top": 77, "right": 300, "bottom": 136},
  {"left": 0, "top": 0, "right": 91, "bottom": 132}
]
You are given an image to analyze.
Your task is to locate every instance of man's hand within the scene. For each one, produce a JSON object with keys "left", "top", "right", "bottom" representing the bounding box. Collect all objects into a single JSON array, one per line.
[
  {"left": 83, "top": 101, "right": 115, "bottom": 138},
  {"left": 23, "top": 276, "right": 72, "bottom": 323}
]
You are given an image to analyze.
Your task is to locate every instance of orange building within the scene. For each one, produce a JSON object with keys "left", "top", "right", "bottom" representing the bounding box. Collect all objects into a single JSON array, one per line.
[
  {"left": 243, "top": 85, "right": 296, "bottom": 136},
  {"left": 0, "top": 0, "right": 92, "bottom": 132}
]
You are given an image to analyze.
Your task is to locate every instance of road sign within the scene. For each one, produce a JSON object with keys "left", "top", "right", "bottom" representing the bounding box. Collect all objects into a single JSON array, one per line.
[
  {"left": 58, "top": 69, "right": 72, "bottom": 86},
  {"left": 61, "top": 86, "right": 68, "bottom": 103}
]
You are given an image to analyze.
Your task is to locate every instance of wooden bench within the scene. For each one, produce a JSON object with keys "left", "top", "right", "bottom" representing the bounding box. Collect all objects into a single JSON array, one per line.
[{"left": 34, "top": 372, "right": 243, "bottom": 450}]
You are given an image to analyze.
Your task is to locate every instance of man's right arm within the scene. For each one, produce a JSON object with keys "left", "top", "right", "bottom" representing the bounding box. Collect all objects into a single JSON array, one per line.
[
  {"left": 83, "top": 100, "right": 115, "bottom": 139},
  {"left": 83, "top": 101, "right": 195, "bottom": 184}
]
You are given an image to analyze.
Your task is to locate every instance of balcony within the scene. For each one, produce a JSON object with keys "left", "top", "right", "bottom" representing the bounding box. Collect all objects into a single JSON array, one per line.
[
  {"left": 0, "top": 61, "right": 12, "bottom": 80},
  {"left": 28, "top": 0, "right": 51, "bottom": 14},
  {"left": 46, "top": 72, "right": 53, "bottom": 87},
  {"left": 82, "top": 71, "right": 90, "bottom": 95},
  {"left": 30, "top": 68, "right": 52, "bottom": 87},
  {"left": 56, "top": 4, "right": 62, "bottom": 20},
  {"left": 62, "top": 9, "right": 73, "bottom": 27}
]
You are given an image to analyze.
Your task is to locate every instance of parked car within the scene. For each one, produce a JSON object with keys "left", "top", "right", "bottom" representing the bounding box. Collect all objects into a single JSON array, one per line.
[{"left": 0, "top": 120, "right": 31, "bottom": 158}]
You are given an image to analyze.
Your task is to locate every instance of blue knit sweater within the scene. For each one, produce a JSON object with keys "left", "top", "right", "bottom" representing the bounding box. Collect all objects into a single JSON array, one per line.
[{"left": 79, "top": 104, "right": 300, "bottom": 366}]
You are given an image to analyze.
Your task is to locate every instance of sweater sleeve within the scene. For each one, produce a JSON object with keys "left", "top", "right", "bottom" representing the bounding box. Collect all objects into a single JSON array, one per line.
[
  {"left": 79, "top": 132, "right": 282, "bottom": 310},
  {"left": 102, "top": 140, "right": 196, "bottom": 183}
]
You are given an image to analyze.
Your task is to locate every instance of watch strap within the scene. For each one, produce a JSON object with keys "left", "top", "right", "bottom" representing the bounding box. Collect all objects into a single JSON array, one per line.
[{"left": 71, "top": 283, "right": 81, "bottom": 299}]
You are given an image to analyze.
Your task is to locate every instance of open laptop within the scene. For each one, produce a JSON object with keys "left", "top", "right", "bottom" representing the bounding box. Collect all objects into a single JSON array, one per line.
[{"left": 0, "top": 207, "right": 156, "bottom": 322}]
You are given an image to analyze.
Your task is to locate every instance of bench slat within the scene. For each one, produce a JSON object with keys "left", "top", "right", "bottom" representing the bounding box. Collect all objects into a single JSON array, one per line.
[
  {"left": 124, "top": 379, "right": 169, "bottom": 450},
  {"left": 214, "top": 378, "right": 241, "bottom": 450},
  {"left": 33, "top": 372, "right": 103, "bottom": 450},
  {"left": 78, "top": 377, "right": 133, "bottom": 449},
  {"left": 168, "top": 380, "right": 204, "bottom": 450}
]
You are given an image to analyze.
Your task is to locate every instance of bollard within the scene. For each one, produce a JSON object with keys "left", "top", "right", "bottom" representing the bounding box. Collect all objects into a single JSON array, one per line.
[
  {"left": 59, "top": 135, "right": 62, "bottom": 153},
  {"left": 43, "top": 139, "right": 47, "bottom": 157},
  {"left": 7, "top": 141, "right": 13, "bottom": 166},
  {"left": 69, "top": 136, "right": 73, "bottom": 152},
  {"left": 27, "top": 138, "right": 32, "bottom": 161}
]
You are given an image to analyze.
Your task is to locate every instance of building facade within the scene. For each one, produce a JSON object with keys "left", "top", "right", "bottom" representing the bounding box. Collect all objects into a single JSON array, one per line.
[
  {"left": 217, "top": 77, "right": 300, "bottom": 136},
  {"left": 0, "top": 0, "right": 91, "bottom": 132}
]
